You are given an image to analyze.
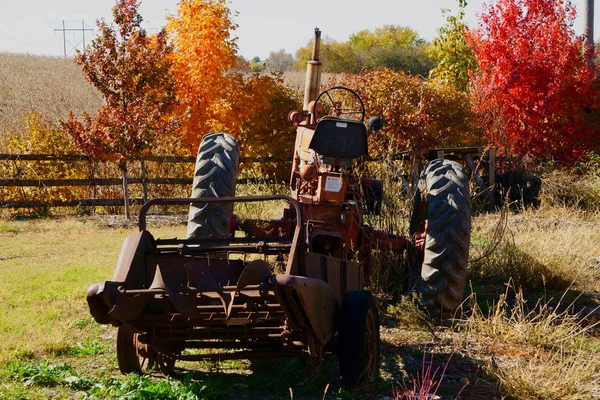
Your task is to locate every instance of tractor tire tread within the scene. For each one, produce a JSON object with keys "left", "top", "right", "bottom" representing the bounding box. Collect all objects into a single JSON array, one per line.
[
  {"left": 187, "top": 133, "right": 239, "bottom": 239},
  {"left": 414, "top": 159, "right": 471, "bottom": 315}
]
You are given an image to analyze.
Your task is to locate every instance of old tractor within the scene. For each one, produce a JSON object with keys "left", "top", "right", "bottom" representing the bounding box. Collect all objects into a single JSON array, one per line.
[{"left": 86, "top": 28, "right": 471, "bottom": 388}]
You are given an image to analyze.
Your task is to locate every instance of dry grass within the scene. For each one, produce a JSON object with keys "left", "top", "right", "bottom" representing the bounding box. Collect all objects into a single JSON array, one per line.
[
  {"left": 377, "top": 170, "right": 600, "bottom": 399},
  {"left": 450, "top": 277, "right": 600, "bottom": 399},
  {"left": 540, "top": 167, "right": 600, "bottom": 213},
  {"left": 490, "top": 348, "right": 599, "bottom": 400},
  {"left": 460, "top": 285, "right": 599, "bottom": 351},
  {"left": 0, "top": 188, "right": 599, "bottom": 398},
  {"left": 469, "top": 207, "right": 600, "bottom": 292},
  {"left": 0, "top": 53, "right": 101, "bottom": 140}
]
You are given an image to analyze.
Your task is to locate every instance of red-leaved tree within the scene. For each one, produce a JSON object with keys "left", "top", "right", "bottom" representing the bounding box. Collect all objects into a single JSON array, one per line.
[
  {"left": 62, "top": 0, "right": 177, "bottom": 168},
  {"left": 467, "top": 0, "right": 598, "bottom": 163}
]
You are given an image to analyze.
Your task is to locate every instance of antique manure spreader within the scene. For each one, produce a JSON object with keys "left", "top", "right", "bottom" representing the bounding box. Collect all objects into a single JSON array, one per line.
[{"left": 86, "top": 29, "right": 471, "bottom": 388}]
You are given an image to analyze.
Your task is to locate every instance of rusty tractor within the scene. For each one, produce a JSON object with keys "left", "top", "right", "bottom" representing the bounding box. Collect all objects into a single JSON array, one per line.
[{"left": 86, "top": 28, "right": 471, "bottom": 388}]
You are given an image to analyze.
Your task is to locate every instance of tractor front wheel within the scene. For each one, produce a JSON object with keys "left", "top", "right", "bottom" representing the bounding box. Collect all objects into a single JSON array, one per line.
[{"left": 338, "top": 290, "right": 380, "bottom": 388}]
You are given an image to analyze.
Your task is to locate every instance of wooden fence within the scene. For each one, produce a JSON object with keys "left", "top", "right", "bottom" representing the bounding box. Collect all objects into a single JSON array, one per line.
[
  {"left": 0, "top": 153, "right": 289, "bottom": 210},
  {"left": 0, "top": 147, "right": 496, "bottom": 211}
]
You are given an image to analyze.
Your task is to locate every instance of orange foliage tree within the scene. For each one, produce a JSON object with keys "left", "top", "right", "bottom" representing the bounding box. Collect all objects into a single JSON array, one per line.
[
  {"left": 61, "top": 0, "right": 177, "bottom": 169},
  {"left": 167, "top": 0, "right": 300, "bottom": 161},
  {"left": 238, "top": 75, "right": 301, "bottom": 176},
  {"left": 167, "top": 0, "right": 243, "bottom": 152},
  {"left": 337, "top": 69, "right": 480, "bottom": 158}
]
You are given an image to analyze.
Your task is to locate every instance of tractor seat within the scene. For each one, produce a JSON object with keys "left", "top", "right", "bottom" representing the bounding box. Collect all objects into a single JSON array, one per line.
[{"left": 309, "top": 117, "right": 368, "bottom": 161}]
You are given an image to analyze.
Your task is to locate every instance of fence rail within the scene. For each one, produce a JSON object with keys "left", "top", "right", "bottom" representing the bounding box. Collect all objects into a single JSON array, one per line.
[
  {"left": 0, "top": 153, "right": 290, "bottom": 209},
  {"left": 0, "top": 153, "right": 286, "bottom": 163}
]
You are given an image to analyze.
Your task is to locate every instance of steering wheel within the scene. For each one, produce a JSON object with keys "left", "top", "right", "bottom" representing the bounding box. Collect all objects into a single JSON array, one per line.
[{"left": 314, "top": 86, "right": 365, "bottom": 122}]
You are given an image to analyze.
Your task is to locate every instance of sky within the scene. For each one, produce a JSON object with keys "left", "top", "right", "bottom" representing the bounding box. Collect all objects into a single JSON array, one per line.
[{"left": 0, "top": 0, "right": 596, "bottom": 60}]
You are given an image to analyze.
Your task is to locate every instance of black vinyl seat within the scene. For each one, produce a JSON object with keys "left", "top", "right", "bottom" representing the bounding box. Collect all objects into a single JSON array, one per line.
[{"left": 309, "top": 117, "right": 368, "bottom": 161}]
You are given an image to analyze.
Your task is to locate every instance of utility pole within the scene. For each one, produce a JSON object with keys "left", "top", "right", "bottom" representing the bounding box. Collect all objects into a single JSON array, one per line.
[
  {"left": 54, "top": 20, "right": 94, "bottom": 59},
  {"left": 585, "top": 0, "right": 595, "bottom": 64}
]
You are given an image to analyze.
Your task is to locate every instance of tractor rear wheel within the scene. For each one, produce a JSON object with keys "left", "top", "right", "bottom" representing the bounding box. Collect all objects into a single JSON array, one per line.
[
  {"left": 187, "top": 133, "right": 240, "bottom": 239},
  {"left": 338, "top": 290, "right": 380, "bottom": 388},
  {"left": 408, "top": 159, "right": 471, "bottom": 316}
]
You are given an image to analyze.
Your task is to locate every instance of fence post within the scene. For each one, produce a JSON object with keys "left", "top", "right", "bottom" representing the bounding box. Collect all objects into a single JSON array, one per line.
[
  {"left": 487, "top": 147, "right": 496, "bottom": 211},
  {"left": 140, "top": 159, "right": 148, "bottom": 204},
  {"left": 411, "top": 156, "right": 421, "bottom": 191},
  {"left": 122, "top": 167, "right": 131, "bottom": 219}
]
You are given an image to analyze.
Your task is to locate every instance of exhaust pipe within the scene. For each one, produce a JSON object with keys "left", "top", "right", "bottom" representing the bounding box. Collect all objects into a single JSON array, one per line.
[{"left": 303, "top": 28, "right": 322, "bottom": 111}]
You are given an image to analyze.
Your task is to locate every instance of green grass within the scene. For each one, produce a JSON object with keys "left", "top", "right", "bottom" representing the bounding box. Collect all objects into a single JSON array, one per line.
[{"left": 0, "top": 217, "right": 183, "bottom": 364}]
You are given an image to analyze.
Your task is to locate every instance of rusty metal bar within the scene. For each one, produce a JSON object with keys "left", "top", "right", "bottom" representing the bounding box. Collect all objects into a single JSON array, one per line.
[
  {"left": 183, "top": 341, "right": 284, "bottom": 349},
  {"left": 137, "top": 317, "right": 285, "bottom": 328},
  {"left": 155, "top": 236, "right": 291, "bottom": 246},
  {"left": 154, "top": 326, "right": 283, "bottom": 335},
  {"left": 126, "top": 283, "right": 268, "bottom": 295},
  {"left": 138, "top": 195, "right": 301, "bottom": 232},
  {"left": 178, "top": 350, "right": 300, "bottom": 361},
  {"left": 146, "top": 325, "right": 284, "bottom": 337}
]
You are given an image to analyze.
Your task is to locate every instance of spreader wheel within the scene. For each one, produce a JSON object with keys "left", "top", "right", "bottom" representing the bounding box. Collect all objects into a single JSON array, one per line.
[
  {"left": 155, "top": 343, "right": 179, "bottom": 375},
  {"left": 116, "top": 326, "right": 155, "bottom": 374},
  {"left": 338, "top": 290, "right": 380, "bottom": 388},
  {"left": 155, "top": 354, "right": 175, "bottom": 375},
  {"left": 408, "top": 159, "right": 472, "bottom": 316}
]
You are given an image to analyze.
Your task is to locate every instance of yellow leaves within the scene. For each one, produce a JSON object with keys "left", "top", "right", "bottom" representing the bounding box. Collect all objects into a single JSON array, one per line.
[
  {"left": 2, "top": 113, "right": 75, "bottom": 155},
  {"left": 0, "top": 113, "right": 86, "bottom": 206}
]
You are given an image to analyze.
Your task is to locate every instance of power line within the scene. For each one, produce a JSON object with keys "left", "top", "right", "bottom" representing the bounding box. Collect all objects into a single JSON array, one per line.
[{"left": 54, "top": 20, "right": 94, "bottom": 59}]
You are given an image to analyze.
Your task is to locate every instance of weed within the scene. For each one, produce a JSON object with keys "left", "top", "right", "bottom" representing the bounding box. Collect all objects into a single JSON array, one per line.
[
  {"left": 394, "top": 351, "right": 467, "bottom": 400},
  {"left": 4, "top": 360, "right": 94, "bottom": 390},
  {"left": 75, "top": 203, "right": 92, "bottom": 216},
  {"left": 0, "top": 223, "right": 19, "bottom": 234},
  {"left": 74, "top": 318, "right": 91, "bottom": 329},
  {"left": 363, "top": 158, "right": 413, "bottom": 300},
  {"left": 387, "top": 293, "right": 434, "bottom": 332}
]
